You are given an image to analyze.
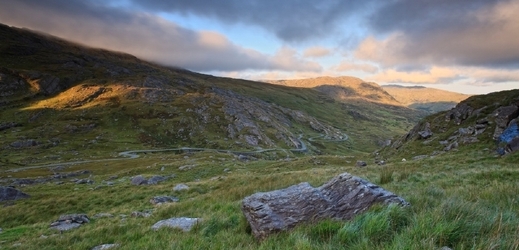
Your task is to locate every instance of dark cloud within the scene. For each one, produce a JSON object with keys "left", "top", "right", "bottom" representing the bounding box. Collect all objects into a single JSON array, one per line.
[
  {"left": 0, "top": 0, "right": 321, "bottom": 72},
  {"left": 364, "top": 0, "right": 519, "bottom": 68},
  {"left": 126, "top": 0, "right": 366, "bottom": 42}
]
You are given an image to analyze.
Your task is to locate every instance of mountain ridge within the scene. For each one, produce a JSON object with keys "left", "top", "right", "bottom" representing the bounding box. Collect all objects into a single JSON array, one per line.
[{"left": 0, "top": 23, "right": 424, "bottom": 166}]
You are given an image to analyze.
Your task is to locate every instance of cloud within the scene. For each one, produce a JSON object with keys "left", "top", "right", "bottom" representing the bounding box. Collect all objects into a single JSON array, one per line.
[
  {"left": 303, "top": 46, "right": 331, "bottom": 58},
  {"left": 270, "top": 46, "right": 322, "bottom": 72},
  {"left": 126, "top": 0, "right": 367, "bottom": 42},
  {"left": 0, "top": 0, "right": 319, "bottom": 72},
  {"left": 360, "top": 0, "right": 519, "bottom": 68},
  {"left": 369, "top": 67, "right": 459, "bottom": 84},
  {"left": 332, "top": 61, "right": 378, "bottom": 74}
]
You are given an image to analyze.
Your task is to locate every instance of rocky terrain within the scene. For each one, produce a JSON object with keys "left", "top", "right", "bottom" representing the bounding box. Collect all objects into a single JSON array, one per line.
[{"left": 380, "top": 89, "right": 519, "bottom": 160}]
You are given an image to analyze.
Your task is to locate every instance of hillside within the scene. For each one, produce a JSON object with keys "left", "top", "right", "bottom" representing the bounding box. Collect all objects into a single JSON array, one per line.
[
  {"left": 378, "top": 89, "right": 519, "bottom": 161},
  {"left": 266, "top": 76, "right": 401, "bottom": 106},
  {"left": 382, "top": 85, "right": 470, "bottom": 113},
  {"left": 0, "top": 24, "right": 424, "bottom": 166}
]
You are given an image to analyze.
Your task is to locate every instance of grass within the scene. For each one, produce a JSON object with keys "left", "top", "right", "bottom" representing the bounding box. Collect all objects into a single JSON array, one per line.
[{"left": 1, "top": 149, "right": 518, "bottom": 249}]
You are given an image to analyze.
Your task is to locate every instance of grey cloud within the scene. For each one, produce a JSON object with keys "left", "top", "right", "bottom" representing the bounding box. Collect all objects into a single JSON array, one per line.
[
  {"left": 365, "top": 0, "right": 519, "bottom": 68},
  {"left": 0, "top": 0, "right": 319, "bottom": 72},
  {"left": 126, "top": 0, "right": 367, "bottom": 42}
]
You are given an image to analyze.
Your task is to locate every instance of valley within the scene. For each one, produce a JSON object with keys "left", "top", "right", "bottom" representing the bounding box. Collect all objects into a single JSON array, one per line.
[{"left": 1, "top": 23, "right": 518, "bottom": 250}]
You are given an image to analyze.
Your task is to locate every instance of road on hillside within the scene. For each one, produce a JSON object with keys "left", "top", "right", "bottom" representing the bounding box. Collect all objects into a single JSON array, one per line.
[{"left": 3, "top": 133, "right": 346, "bottom": 173}]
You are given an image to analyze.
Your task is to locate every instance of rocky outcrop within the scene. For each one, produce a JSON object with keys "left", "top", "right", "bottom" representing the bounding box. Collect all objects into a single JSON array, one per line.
[
  {"left": 0, "top": 186, "right": 30, "bottom": 201},
  {"left": 151, "top": 217, "right": 201, "bottom": 232},
  {"left": 241, "top": 173, "right": 408, "bottom": 240},
  {"left": 387, "top": 90, "right": 519, "bottom": 156},
  {"left": 50, "top": 214, "right": 89, "bottom": 231}
]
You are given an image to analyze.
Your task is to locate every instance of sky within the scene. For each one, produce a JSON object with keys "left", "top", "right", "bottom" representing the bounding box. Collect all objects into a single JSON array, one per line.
[{"left": 1, "top": 0, "right": 518, "bottom": 95}]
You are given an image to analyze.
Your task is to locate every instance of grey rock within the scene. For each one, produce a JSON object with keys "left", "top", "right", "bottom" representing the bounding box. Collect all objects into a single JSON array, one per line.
[
  {"left": 444, "top": 141, "right": 459, "bottom": 151},
  {"left": 493, "top": 105, "right": 519, "bottom": 140},
  {"left": 178, "top": 165, "right": 196, "bottom": 171},
  {"left": 9, "top": 139, "right": 39, "bottom": 148},
  {"left": 92, "top": 244, "right": 120, "bottom": 250},
  {"left": 241, "top": 172, "right": 409, "bottom": 240},
  {"left": 93, "top": 213, "right": 114, "bottom": 219},
  {"left": 412, "top": 155, "right": 428, "bottom": 161},
  {"left": 506, "top": 137, "right": 519, "bottom": 153},
  {"left": 459, "top": 137, "right": 479, "bottom": 144},
  {"left": 130, "top": 175, "right": 147, "bottom": 185},
  {"left": 147, "top": 175, "right": 166, "bottom": 185},
  {"left": 50, "top": 214, "right": 89, "bottom": 231},
  {"left": 458, "top": 127, "right": 474, "bottom": 136},
  {"left": 131, "top": 210, "right": 153, "bottom": 218},
  {"left": 150, "top": 196, "right": 179, "bottom": 205},
  {"left": 0, "top": 186, "right": 30, "bottom": 201},
  {"left": 151, "top": 217, "right": 201, "bottom": 232},
  {"left": 75, "top": 179, "right": 94, "bottom": 184},
  {"left": 173, "top": 183, "right": 189, "bottom": 191},
  {"left": 355, "top": 160, "right": 367, "bottom": 167}
]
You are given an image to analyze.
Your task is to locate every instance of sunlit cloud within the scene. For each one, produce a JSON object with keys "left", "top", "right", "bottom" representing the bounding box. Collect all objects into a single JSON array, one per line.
[{"left": 303, "top": 46, "right": 331, "bottom": 58}]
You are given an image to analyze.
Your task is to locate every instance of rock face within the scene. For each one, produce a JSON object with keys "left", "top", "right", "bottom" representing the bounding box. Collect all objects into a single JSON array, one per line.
[
  {"left": 0, "top": 186, "right": 30, "bottom": 201},
  {"left": 50, "top": 214, "right": 89, "bottom": 231},
  {"left": 388, "top": 90, "right": 519, "bottom": 156},
  {"left": 241, "top": 172, "right": 409, "bottom": 240},
  {"left": 151, "top": 217, "right": 201, "bottom": 232}
]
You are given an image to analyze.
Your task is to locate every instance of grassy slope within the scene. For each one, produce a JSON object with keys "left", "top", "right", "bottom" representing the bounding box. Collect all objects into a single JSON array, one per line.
[{"left": 0, "top": 148, "right": 518, "bottom": 249}]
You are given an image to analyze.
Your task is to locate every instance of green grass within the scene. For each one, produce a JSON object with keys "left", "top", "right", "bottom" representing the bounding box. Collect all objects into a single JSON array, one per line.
[{"left": 1, "top": 150, "right": 518, "bottom": 249}]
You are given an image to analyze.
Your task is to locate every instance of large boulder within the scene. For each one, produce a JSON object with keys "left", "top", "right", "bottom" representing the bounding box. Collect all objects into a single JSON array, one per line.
[
  {"left": 0, "top": 186, "right": 30, "bottom": 201},
  {"left": 241, "top": 173, "right": 409, "bottom": 240}
]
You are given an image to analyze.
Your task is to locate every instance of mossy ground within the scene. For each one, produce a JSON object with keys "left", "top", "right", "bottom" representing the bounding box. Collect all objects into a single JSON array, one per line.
[{"left": 1, "top": 148, "right": 518, "bottom": 249}]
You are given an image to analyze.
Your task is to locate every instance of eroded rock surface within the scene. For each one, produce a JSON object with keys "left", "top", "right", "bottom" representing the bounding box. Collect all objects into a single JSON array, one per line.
[
  {"left": 0, "top": 186, "right": 30, "bottom": 201},
  {"left": 241, "top": 172, "right": 408, "bottom": 240}
]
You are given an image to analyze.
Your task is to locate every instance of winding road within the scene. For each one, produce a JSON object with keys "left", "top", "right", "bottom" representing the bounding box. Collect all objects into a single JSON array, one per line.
[{"left": 3, "top": 133, "right": 345, "bottom": 173}]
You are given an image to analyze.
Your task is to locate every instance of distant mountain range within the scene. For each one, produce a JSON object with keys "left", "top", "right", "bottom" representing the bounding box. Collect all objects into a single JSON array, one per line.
[{"left": 382, "top": 84, "right": 471, "bottom": 113}]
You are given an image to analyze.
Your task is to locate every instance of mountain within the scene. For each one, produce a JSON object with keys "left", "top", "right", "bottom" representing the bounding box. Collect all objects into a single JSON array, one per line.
[
  {"left": 266, "top": 76, "right": 401, "bottom": 106},
  {"left": 378, "top": 89, "right": 519, "bottom": 161},
  {"left": 382, "top": 85, "right": 470, "bottom": 113},
  {"left": 0, "top": 24, "right": 424, "bottom": 166}
]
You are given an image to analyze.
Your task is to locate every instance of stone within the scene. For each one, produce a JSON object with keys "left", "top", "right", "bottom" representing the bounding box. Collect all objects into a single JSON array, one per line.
[
  {"left": 173, "top": 183, "right": 189, "bottom": 191},
  {"left": 93, "top": 213, "right": 114, "bottom": 219},
  {"left": 241, "top": 172, "right": 409, "bottom": 240},
  {"left": 91, "top": 244, "right": 120, "bottom": 250},
  {"left": 355, "top": 160, "right": 367, "bottom": 167},
  {"left": 131, "top": 210, "right": 153, "bottom": 218},
  {"left": 458, "top": 127, "right": 474, "bottom": 136},
  {"left": 506, "top": 137, "right": 519, "bottom": 153},
  {"left": 417, "top": 122, "right": 433, "bottom": 139},
  {"left": 9, "top": 139, "right": 39, "bottom": 148},
  {"left": 178, "top": 165, "right": 196, "bottom": 171},
  {"left": 150, "top": 196, "right": 179, "bottom": 205},
  {"left": 493, "top": 105, "right": 519, "bottom": 140},
  {"left": 444, "top": 141, "right": 458, "bottom": 151},
  {"left": 75, "top": 179, "right": 94, "bottom": 184},
  {"left": 50, "top": 214, "right": 89, "bottom": 231},
  {"left": 0, "top": 186, "right": 30, "bottom": 201},
  {"left": 151, "top": 217, "right": 201, "bottom": 232},
  {"left": 412, "top": 155, "right": 428, "bottom": 161},
  {"left": 147, "top": 176, "right": 166, "bottom": 185},
  {"left": 130, "top": 175, "right": 147, "bottom": 185}
]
